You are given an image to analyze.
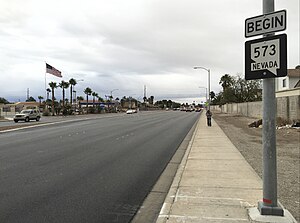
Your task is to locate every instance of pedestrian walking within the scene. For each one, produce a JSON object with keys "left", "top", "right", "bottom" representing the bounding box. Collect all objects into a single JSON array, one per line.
[{"left": 206, "top": 110, "right": 212, "bottom": 126}]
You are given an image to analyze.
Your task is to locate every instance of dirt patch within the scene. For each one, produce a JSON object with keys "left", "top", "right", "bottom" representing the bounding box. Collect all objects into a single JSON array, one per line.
[{"left": 213, "top": 112, "right": 300, "bottom": 222}]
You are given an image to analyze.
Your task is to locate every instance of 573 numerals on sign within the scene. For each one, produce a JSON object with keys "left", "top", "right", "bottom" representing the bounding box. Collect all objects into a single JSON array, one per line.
[{"left": 253, "top": 44, "right": 276, "bottom": 58}]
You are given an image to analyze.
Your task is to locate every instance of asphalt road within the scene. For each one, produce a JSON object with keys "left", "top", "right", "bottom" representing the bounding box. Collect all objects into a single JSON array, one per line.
[{"left": 0, "top": 111, "right": 199, "bottom": 223}]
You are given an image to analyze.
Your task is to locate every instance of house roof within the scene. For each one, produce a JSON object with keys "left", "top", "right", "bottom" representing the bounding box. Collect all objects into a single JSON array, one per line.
[{"left": 288, "top": 69, "right": 300, "bottom": 77}]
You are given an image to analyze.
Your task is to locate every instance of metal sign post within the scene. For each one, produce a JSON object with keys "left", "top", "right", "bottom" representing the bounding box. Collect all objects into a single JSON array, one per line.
[
  {"left": 257, "top": 0, "right": 284, "bottom": 216},
  {"left": 244, "top": 0, "right": 287, "bottom": 216}
]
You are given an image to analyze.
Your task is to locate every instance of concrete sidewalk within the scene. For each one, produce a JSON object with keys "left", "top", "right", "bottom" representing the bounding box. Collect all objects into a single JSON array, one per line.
[{"left": 156, "top": 113, "right": 296, "bottom": 223}]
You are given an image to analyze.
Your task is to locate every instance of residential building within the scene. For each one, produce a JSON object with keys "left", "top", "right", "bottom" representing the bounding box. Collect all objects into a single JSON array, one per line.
[{"left": 275, "top": 68, "right": 300, "bottom": 92}]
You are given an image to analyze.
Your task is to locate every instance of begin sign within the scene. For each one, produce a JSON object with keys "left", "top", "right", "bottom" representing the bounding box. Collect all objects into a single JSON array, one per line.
[{"left": 245, "top": 10, "right": 286, "bottom": 38}]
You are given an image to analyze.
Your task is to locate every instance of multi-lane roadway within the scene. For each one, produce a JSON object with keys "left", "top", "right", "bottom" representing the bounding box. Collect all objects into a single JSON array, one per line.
[{"left": 0, "top": 111, "right": 199, "bottom": 223}]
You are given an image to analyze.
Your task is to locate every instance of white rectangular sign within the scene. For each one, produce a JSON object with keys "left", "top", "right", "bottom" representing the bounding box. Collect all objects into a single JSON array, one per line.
[{"left": 245, "top": 10, "right": 286, "bottom": 38}]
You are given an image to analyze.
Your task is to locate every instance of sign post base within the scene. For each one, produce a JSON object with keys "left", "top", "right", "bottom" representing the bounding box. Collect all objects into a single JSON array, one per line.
[{"left": 258, "top": 201, "right": 284, "bottom": 216}]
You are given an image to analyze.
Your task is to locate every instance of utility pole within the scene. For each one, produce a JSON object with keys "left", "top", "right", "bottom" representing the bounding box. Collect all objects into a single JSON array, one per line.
[
  {"left": 258, "top": 0, "right": 283, "bottom": 216},
  {"left": 27, "top": 88, "right": 30, "bottom": 101},
  {"left": 143, "top": 85, "right": 147, "bottom": 102}
]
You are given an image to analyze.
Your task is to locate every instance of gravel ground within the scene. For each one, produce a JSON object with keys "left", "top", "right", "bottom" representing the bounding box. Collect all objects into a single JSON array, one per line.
[{"left": 213, "top": 112, "right": 300, "bottom": 222}]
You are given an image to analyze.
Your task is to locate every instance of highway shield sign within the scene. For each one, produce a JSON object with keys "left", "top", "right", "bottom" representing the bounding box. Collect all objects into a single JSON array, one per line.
[{"left": 245, "top": 34, "right": 287, "bottom": 80}]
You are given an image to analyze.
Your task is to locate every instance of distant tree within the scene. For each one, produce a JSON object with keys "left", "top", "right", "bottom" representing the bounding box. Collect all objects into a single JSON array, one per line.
[
  {"left": 98, "top": 96, "right": 104, "bottom": 102},
  {"left": 172, "top": 101, "right": 181, "bottom": 108},
  {"left": 148, "top": 96, "right": 154, "bottom": 105},
  {"left": 92, "top": 92, "right": 98, "bottom": 107},
  {"left": 77, "top": 96, "right": 84, "bottom": 101},
  {"left": 59, "top": 80, "right": 70, "bottom": 108},
  {"left": 211, "top": 93, "right": 222, "bottom": 105},
  {"left": 219, "top": 74, "right": 234, "bottom": 92},
  {"left": 26, "top": 96, "right": 36, "bottom": 102},
  {"left": 0, "top": 97, "right": 10, "bottom": 104},
  {"left": 77, "top": 96, "right": 84, "bottom": 109},
  {"left": 213, "top": 74, "right": 262, "bottom": 105},
  {"left": 84, "top": 87, "right": 92, "bottom": 112},
  {"left": 38, "top": 96, "right": 44, "bottom": 106},
  {"left": 49, "top": 82, "right": 58, "bottom": 116},
  {"left": 143, "top": 96, "right": 147, "bottom": 103},
  {"left": 46, "top": 88, "right": 51, "bottom": 100},
  {"left": 210, "top": 91, "right": 216, "bottom": 99},
  {"left": 69, "top": 78, "right": 77, "bottom": 106},
  {"left": 121, "top": 97, "right": 127, "bottom": 107},
  {"left": 234, "top": 76, "right": 262, "bottom": 102}
]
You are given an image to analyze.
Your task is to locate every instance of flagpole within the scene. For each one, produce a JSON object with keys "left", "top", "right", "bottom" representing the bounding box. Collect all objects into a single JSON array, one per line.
[{"left": 45, "top": 62, "right": 47, "bottom": 111}]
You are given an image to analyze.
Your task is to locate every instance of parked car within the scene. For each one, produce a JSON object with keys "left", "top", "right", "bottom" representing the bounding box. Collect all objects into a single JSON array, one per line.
[{"left": 14, "top": 109, "right": 41, "bottom": 122}]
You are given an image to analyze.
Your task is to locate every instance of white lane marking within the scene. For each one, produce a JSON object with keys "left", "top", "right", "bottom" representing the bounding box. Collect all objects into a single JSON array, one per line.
[
  {"left": 0, "top": 118, "right": 91, "bottom": 133},
  {"left": 0, "top": 114, "right": 121, "bottom": 133}
]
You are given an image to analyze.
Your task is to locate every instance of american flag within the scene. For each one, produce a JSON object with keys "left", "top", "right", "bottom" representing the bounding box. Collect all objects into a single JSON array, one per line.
[{"left": 46, "top": 63, "right": 62, "bottom": 77}]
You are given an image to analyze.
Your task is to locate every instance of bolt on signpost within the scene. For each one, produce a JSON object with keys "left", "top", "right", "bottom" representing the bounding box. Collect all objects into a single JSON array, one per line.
[{"left": 245, "top": 0, "right": 287, "bottom": 216}]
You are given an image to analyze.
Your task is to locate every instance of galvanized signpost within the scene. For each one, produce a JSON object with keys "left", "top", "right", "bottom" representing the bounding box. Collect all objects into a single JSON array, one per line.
[{"left": 244, "top": 0, "right": 287, "bottom": 216}]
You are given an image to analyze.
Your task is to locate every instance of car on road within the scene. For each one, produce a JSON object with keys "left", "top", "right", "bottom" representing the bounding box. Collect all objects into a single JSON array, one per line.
[
  {"left": 14, "top": 109, "right": 41, "bottom": 122},
  {"left": 126, "top": 109, "right": 134, "bottom": 114}
]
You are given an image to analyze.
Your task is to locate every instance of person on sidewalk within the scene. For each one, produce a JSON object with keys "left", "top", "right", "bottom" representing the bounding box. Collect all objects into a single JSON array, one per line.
[{"left": 206, "top": 109, "right": 212, "bottom": 126}]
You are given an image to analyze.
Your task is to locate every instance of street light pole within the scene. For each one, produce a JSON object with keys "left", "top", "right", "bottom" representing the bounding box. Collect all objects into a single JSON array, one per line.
[
  {"left": 74, "top": 79, "right": 84, "bottom": 109},
  {"left": 109, "top": 89, "right": 119, "bottom": 112},
  {"left": 194, "top": 66, "right": 211, "bottom": 110},
  {"left": 199, "top": 86, "right": 208, "bottom": 104},
  {"left": 110, "top": 89, "right": 119, "bottom": 101}
]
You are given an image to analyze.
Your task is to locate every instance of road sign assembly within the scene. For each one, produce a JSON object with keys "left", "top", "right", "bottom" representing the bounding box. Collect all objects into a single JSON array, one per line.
[{"left": 245, "top": 34, "right": 287, "bottom": 80}]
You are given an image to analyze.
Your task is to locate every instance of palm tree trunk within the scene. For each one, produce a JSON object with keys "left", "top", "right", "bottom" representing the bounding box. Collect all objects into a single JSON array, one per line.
[
  {"left": 51, "top": 88, "right": 55, "bottom": 116},
  {"left": 62, "top": 88, "right": 65, "bottom": 108},
  {"left": 86, "top": 94, "right": 89, "bottom": 113},
  {"left": 70, "top": 85, "right": 73, "bottom": 106}
]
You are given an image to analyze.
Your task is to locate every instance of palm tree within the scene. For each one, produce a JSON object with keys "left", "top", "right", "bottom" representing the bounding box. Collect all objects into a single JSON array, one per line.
[
  {"left": 46, "top": 88, "right": 51, "bottom": 100},
  {"left": 98, "top": 96, "right": 104, "bottom": 102},
  {"left": 92, "top": 92, "right": 98, "bottom": 108},
  {"left": 84, "top": 87, "right": 92, "bottom": 112},
  {"left": 59, "top": 80, "right": 70, "bottom": 108},
  {"left": 49, "top": 82, "right": 57, "bottom": 116},
  {"left": 219, "top": 74, "right": 234, "bottom": 92},
  {"left": 69, "top": 78, "right": 77, "bottom": 106},
  {"left": 77, "top": 96, "right": 84, "bottom": 109},
  {"left": 38, "top": 96, "right": 44, "bottom": 107}
]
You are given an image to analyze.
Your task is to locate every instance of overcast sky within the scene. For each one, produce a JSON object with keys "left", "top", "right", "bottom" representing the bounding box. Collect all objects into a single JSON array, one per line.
[{"left": 0, "top": 0, "right": 299, "bottom": 104}]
